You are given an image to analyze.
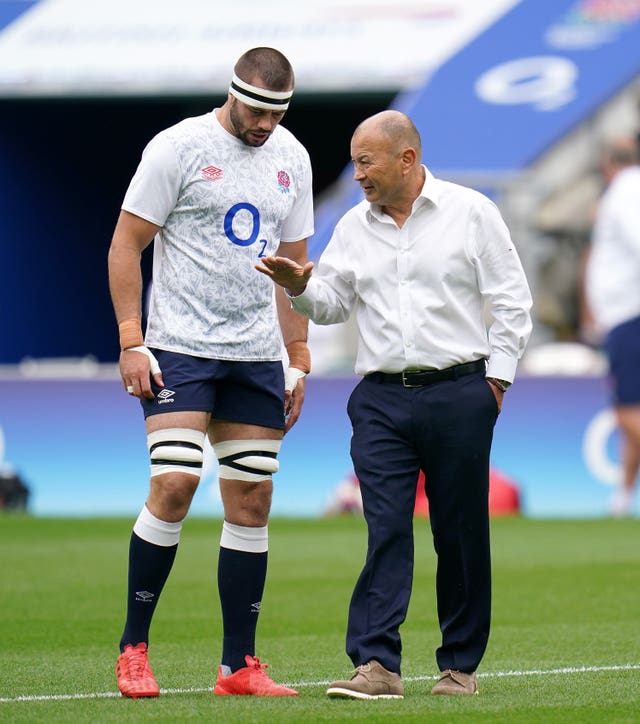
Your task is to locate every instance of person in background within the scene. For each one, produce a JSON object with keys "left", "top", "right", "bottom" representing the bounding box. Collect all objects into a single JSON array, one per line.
[
  {"left": 257, "top": 110, "right": 532, "bottom": 699},
  {"left": 585, "top": 135, "right": 640, "bottom": 517},
  {"left": 107, "top": 46, "right": 313, "bottom": 698},
  {"left": 0, "top": 463, "right": 30, "bottom": 511}
]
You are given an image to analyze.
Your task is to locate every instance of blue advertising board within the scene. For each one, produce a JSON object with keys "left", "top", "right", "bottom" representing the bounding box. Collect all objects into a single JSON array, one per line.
[
  {"left": 309, "top": 0, "right": 640, "bottom": 259},
  {"left": 398, "top": 0, "right": 640, "bottom": 174},
  {"left": 0, "top": 375, "right": 632, "bottom": 518},
  {"left": 0, "top": 1, "right": 38, "bottom": 32}
]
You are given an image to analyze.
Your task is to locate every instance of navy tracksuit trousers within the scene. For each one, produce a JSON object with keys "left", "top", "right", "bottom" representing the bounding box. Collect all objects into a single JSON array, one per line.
[{"left": 345, "top": 368, "right": 499, "bottom": 675}]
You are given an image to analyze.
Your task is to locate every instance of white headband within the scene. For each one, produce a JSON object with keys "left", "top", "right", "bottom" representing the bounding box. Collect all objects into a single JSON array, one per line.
[{"left": 229, "top": 73, "right": 293, "bottom": 111}]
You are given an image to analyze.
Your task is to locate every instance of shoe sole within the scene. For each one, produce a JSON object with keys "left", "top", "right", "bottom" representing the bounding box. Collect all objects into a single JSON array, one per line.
[
  {"left": 327, "top": 686, "right": 403, "bottom": 700},
  {"left": 214, "top": 690, "right": 298, "bottom": 696},
  {"left": 118, "top": 689, "right": 159, "bottom": 699},
  {"left": 214, "top": 684, "right": 298, "bottom": 697},
  {"left": 431, "top": 687, "right": 479, "bottom": 696}
]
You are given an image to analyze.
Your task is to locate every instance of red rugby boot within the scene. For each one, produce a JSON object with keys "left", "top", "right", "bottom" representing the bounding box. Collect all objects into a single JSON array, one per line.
[{"left": 214, "top": 655, "right": 298, "bottom": 696}]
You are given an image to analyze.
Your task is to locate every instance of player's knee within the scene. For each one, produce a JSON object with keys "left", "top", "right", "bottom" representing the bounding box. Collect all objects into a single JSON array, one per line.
[
  {"left": 149, "top": 475, "right": 199, "bottom": 517},
  {"left": 147, "top": 428, "right": 205, "bottom": 478},
  {"left": 213, "top": 439, "right": 281, "bottom": 482},
  {"left": 226, "top": 483, "right": 273, "bottom": 527}
]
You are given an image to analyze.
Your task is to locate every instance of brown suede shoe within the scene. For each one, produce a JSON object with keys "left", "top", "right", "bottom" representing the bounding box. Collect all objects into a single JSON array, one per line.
[
  {"left": 431, "top": 669, "right": 478, "bottom": 695},
  {"left": 327, "top": 660, "right": 404, "bottom": 699}
]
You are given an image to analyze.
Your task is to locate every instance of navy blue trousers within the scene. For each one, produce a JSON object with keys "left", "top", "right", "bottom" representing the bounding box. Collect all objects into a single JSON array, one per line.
[{"left": 345, "top": 370, "right": 499, "bottom": 675}]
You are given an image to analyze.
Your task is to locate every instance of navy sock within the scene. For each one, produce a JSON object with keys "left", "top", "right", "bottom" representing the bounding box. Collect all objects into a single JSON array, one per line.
[
  {"left": 218, "top": 546, "right": 268, "bottom": 672},
  {"left": 119, "top": 532, "right": 178, "bottom": 652}
]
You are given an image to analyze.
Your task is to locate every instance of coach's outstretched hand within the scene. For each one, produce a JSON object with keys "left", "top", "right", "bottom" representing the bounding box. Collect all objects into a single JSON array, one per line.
[{"left": 256, "top": 256, "right": 314, "bottom": 296}]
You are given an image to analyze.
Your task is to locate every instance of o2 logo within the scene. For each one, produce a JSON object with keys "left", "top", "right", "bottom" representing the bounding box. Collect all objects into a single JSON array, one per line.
[
  {"left": 475, "top": 55, "right": 578, "bottom": 111},
  {"left": 582, "top": 409, "right": 621, "bottom": 487},
  {"left": 224, "top": 202, "right": 269, "bottom": 257}
]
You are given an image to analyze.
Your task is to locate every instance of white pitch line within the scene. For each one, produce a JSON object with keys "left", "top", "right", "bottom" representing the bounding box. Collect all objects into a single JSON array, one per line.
[{"left": 2, "top": 664, "right": 639, "bottom": 703}]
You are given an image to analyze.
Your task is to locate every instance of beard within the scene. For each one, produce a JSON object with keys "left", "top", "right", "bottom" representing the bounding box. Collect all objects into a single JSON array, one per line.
[{"left": 228, "top": 103, "right": 271, "bottom": 147}]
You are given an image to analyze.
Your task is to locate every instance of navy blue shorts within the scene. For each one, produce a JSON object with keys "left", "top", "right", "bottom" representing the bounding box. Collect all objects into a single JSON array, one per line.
[
  {"left": 606, "top": 315, "right": 640, "bottom": 405},
  {"left": 140, "top": 349, "right": 286, "bottom": 430}
]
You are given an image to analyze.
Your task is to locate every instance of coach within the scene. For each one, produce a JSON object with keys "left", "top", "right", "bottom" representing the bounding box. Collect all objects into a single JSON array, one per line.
[{"left": 258, "top": 110, "right": 533, "bottom": 698}]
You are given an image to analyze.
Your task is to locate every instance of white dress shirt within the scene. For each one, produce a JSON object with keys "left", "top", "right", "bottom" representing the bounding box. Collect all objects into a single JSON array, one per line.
[
  {"left": 292, "top": 167, "right": 532, "bottom": 380},
  {"left": 586, "top": 166, "right": 640, "bottom": 334}
]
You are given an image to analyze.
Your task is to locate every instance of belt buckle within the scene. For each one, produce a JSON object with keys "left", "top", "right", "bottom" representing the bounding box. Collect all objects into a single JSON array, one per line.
[{"left": 401, "top": 370, "right": 422, "bottom": 388}]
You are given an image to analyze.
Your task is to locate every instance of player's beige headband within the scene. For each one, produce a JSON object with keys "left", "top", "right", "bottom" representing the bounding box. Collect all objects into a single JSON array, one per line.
[{"left": 229, "top": 73, "right": 293, "bottom": 111}]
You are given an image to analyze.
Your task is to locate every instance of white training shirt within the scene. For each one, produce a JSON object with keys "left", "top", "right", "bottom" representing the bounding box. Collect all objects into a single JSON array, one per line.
[
  {"left": 122, "top": 110, "right": 314, "bottom": 360},
  {"left": 586, "top": 165, "right": 640, "bottom": 334},
  {"left": 291, "top": 167, "right": 533, "bottom": 381}
]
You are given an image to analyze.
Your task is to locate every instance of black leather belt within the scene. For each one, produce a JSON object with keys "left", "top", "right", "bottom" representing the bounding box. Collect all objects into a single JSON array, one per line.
[{"left": 365, "top": 359, "right": 486, "bottom": 388}]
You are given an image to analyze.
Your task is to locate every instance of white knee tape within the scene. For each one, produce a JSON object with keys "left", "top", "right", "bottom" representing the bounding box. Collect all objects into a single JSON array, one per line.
[
  {"left": 213, "top": 439, "right": 281, "bottom": 482},
  {"left": 147, "top": 428, "right": 205, "bottom": 478},
  {"left": 220, "top": 520, "right": 268, "bottom": 553},
  {"left": 133, "top": 504, "right": 183, "bottom": 547}
]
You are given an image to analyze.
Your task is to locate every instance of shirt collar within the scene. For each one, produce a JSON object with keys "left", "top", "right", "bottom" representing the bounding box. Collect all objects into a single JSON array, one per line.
[{"left": 420, "top": 166, "right": 440, "bottom": 206}]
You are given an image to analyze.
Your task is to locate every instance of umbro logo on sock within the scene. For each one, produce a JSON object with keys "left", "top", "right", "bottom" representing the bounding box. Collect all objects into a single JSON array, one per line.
[
  {"left": 135, "top": 590, "right": 155, "bottom": 602},
  {"left": 251, "top": 601, "right": 262, "bottom": 613}
]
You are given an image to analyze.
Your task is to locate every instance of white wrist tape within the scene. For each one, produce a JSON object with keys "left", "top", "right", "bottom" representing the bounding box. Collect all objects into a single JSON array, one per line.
[
  {"left": 127, "top": 345, "right": 162, "bottom": 375},
  {"left": 285, "top": 366, "right": 306, "bottom": 393}
]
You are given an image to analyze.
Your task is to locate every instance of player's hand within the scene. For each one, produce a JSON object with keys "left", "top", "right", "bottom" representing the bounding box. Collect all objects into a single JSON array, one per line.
[
  {"left": 120, "top": 346, "right": 164, "bottom": 400},
  {"left": 486, "top": 380, "right": 504, "bottom": 413},
  {"left": 256, "top": 256, "right": 314, "bottom": 295},
  {"left": 284, "top": 372, "right": 306, "bottom": 433}
]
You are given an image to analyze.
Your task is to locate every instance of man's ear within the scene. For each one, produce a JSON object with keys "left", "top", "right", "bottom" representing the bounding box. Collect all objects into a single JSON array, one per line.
[{"left": 400, "top": 147, "right": 417, "bottom": 171}]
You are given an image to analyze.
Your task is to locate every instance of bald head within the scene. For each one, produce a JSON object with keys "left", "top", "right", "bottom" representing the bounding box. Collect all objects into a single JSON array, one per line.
[
  {"left": 599, "top": 134, "right": 639, "bottom": 184},
  {"left": 353, "top": 110, "right": 422, "bottom": 163},
  {"left": 350, "top": 110, "right": 426, "bottom": 216},
  {"left": 601, "top": 135, "right": 639, "bottom": 166}
]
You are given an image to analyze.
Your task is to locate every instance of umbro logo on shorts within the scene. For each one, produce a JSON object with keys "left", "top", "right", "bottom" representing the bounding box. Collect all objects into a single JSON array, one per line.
[{"left": 157, "top": 388, "right": 176, "bottom": 405}]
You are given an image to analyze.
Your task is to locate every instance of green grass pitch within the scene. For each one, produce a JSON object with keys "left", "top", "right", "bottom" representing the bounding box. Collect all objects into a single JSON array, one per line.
[{"left": 1, "top": 514, "right": 639, "bottom": 722}]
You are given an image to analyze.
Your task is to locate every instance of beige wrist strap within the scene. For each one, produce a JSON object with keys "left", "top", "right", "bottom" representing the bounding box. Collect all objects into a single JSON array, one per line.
[
  {"left": 119, "top": 318, "right": 144, "bottom": 351},
  {"left": 286, "top": 341, "right": 311, "bottom": 374}
]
